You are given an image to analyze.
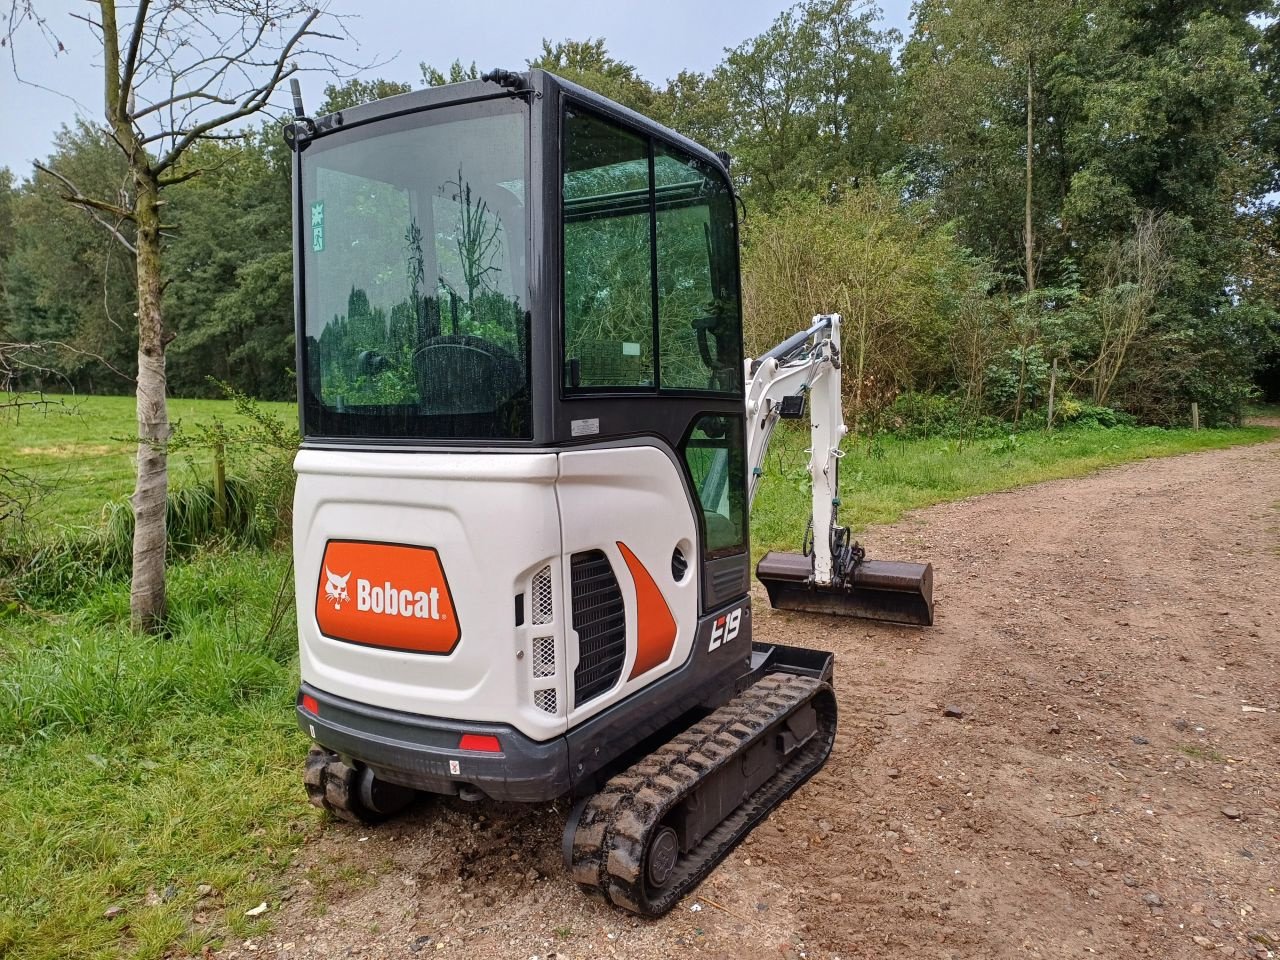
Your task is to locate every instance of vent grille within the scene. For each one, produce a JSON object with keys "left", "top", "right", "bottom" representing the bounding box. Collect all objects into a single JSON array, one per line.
[
  {"left": 712, "top": 564, "right": 747, "bottom": 596},
  {"left": 531, "top": 635, "right": 556, "bottom": 678},
  {"left": 531, "top": 565, "right": 553, "bottom": 625},
  {"left": 533, "top": 688, "right": 557, "bottom": 714},
  {"left": 570, "top": 550, "right": 626, "bottom": 707}
]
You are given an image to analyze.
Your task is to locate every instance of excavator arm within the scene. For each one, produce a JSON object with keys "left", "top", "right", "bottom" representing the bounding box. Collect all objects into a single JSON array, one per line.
[{"left": 745, "top": 314, "right": 935, "bottom": 626}]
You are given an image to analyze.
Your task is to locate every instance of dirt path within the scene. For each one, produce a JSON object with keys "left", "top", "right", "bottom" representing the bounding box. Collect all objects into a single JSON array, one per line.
[{"left": 252, "top": 437, "right": 1280, "bottom": 960}]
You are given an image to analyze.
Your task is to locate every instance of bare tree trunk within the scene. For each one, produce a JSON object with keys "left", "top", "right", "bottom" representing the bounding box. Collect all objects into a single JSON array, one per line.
[
  {"left": 130, "top": 173, "right": 170, "bottom": 631},
  {"left": 1025, "top": 55, "right": 1035, "bottom": 295}
]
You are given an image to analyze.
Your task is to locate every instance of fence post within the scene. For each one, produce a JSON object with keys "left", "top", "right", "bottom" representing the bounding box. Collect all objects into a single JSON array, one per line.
[
  {"left": 1191, "top": 402, "right": 1200, "bottom": 432},
  {"left": 213, "top": 440, "right": 227, "bottom": 531},
  {"left": 1046, "top": 357, "right": 1058, "bottom": 430}
]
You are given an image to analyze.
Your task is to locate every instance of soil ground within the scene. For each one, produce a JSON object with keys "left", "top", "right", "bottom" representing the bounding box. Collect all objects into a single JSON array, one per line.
[{"left": 241, "top": 433, "right": 1279, "bottom": 960}]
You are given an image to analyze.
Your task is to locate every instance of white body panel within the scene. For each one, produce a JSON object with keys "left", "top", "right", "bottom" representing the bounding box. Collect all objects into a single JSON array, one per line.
[
  {"left": 294, "top": 445, "right": 698, "bottom": 742},
  {"left": 557, "top": 447, "right": 699, "bottom": 726},
  {"left": 294, "top": 449, "right": 566, "bottom": 740}
]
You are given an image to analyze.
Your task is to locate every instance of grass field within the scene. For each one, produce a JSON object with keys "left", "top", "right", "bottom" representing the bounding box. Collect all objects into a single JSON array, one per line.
[
  {"left": 0, "top": 393, "right": 1276, "bottom": 959},
  {"left": 1, "top": 394, "right": 296, "bottom": 528}
]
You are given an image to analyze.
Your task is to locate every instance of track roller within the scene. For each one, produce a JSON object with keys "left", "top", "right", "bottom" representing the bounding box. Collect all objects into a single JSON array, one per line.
[
  {"left": 564, "top": 672, "right": 837, "bottom": 916},
  {"left": 304, "top": 746, "right": 417, "bottom": 824}
]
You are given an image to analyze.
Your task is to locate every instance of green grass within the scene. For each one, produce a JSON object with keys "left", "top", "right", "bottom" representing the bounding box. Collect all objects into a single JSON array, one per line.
[
  {"left": 1, "top": 394, "right": 296, "bottom": 528},
  {"left": 0, "top": 548, "right": 311, "bottom": 960},
  {"left": 750, "top": 422, "right": 1277, "bottom": 558}
]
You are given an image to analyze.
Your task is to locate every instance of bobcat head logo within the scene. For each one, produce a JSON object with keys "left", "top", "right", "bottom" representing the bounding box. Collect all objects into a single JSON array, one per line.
[{"left": 324, "top": 567, "right": 351, "bottom": 610}]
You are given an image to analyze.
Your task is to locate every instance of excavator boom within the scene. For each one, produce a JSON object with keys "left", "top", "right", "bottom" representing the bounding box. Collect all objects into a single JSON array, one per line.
[{"left": 744, "top": 314, "right": 934, "bottom": 625}]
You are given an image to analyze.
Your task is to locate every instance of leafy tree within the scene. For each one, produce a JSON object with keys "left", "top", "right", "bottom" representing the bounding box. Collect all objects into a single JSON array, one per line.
[
  {"left": 0, "top": 168, "right": 15, "bottom": 337},
  {"left": 713, "top": 0, "right": 901, "bottom": 205},
  {"left": 742, "top": 182, "right": 991, "bottom": 428},
  {"left": 420, "top": 60, "right": 480, "bottom": 87},
  {"left": 8, "top": 123, "right": 136, "bottom": 392},
  {"left": 320, "top": 77, "right": 413, "bottom": 113},
  {"left": 163, "top": 130, "right": 295, "bottom": 399},
  {"left": 528, "top": 38, "right": 665, "bottom": 117}
]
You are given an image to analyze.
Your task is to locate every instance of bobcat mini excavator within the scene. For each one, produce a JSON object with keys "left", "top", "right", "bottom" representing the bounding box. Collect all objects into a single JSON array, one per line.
[{"left": 285, "top": 69, "right": 933, "bottom": 916}]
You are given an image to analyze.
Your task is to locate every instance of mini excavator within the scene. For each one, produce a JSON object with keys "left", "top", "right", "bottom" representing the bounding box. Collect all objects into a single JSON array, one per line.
[{"left": 285, "top": 69, "right": 933, "bottom": 916}]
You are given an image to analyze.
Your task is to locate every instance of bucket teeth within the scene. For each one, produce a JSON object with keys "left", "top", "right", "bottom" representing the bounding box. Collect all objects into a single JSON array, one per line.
[{"left": 756, "top": 551, "right": 934, "bottom": 626}]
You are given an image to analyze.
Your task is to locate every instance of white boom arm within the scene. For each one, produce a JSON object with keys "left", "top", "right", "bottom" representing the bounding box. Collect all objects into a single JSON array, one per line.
[{"left": 743, "top": 314, "right": 847, "bottom": 587}]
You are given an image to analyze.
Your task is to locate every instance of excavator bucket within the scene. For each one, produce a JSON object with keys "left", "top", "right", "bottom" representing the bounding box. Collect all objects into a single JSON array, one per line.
[{"left": 756, "top": 551, "right": 934, "bottom": 626}]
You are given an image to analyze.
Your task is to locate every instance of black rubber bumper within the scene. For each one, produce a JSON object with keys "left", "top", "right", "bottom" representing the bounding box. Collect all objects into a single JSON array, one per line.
[{"left": 296, "top": 683, "right": 571, "bottom": 803}]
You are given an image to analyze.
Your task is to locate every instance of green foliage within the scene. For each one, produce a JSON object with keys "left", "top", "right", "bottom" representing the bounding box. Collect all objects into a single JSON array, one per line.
[
  {"left": 319, "top": 77, "right": 413, "bottom": 113},
  {"left": 1054, "top": 396, "right": 1136, "bottom": 429},
  {"left": 742, "top": 183, "right": 992, "bottom": 426},
  {"left": 0, "top": 0, "right": 1275, "bottom": 415},
  {"left": 168, "top": 382, "right": 300, "bottom": 545},
  {"left": 163, "top": 130, "right": 296, "bottom": 400},
  {"left": 527, "top": 38, "right": 666, "bottom": 116},
  {"left": 710, "top": 0, "right": 902, "bottom": 206},
  {"left": 883, "top": 391, "right": 1001, "bottom": 440}
]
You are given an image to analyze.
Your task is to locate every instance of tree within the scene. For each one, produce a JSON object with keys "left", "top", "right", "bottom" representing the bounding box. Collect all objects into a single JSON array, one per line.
[
  {"left": 528, "top": 39, "right": 664, "bottom": 117},
  {"left": 713, "top": 0, "right": 900, "bottom": 205},
  {"left": 7, "top": 123, "right": 137, "bottom": 392},
  {"left": 903, "top": 0, "right": 1085, "bottom": 287},
  {"left": 420, "top": 60, "right": 479, "bottom": 88},
  {"left": 320, "top": 76, "right": 413, "bottom": 113},
  {"left": 7, "top": 1, "right": 350, "bottom": 631},
  {"left": 163, "top": 129, "right": 295, "bottom": 399},
  {"left": 0, "top": 168, "right": 15, "bottom": 337}
]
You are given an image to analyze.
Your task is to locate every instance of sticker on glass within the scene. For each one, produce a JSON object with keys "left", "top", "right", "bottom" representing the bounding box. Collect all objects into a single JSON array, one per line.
[{"left": 311, "top": 201, "right": 325, "bottom": 252}]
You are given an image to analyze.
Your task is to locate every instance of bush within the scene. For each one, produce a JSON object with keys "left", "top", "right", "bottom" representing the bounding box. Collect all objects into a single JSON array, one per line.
[{"left": 1055, "top": 397, "right": 1136, "bottom": 429}]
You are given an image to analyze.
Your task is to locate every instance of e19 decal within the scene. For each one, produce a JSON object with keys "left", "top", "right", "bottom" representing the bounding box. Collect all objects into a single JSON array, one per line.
[{"left": 708, "top": 607, "right": 743, "bottom": 651}]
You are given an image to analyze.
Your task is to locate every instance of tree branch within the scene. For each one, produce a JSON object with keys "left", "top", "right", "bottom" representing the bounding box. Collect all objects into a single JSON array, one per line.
[
  {"left": 33, "top": 161, "right": 138, "bottom": 255},
  {"left": 157, "top": 167, "right": 202, "bottom": 187},
  {"left": 151, "top": 7, "right": 323, "bottom": 175},
  {"left": 119, "top": 0, "right": 152, "bottom": 101}
]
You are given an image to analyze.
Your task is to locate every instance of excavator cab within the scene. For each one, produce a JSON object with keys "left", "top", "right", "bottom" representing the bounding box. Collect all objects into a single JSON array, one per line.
[{"left": 284, "top": 69, "right": 924, "bottom": 916}]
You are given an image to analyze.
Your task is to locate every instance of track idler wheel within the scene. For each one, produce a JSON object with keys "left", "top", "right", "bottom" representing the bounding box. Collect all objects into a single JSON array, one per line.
[{"left": 304, "top": 746, "right": 416, "bottom": 825}]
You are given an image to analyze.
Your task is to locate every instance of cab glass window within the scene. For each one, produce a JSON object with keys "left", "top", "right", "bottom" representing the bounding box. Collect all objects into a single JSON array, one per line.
[
  {"left": 561, "top": 105, "right": 742, "bottom": 395},
  {"left": 681, "top": 415, "right": 747, "bottom": 558},
  {"left": 655, "top": 145, "right": 743, "bottom": 392},
  {"left": 562, "top": 108, "right": 654, "bottom": 388},
  {"left": 300, "top": 100, "right": 530, "bottom": 439}
]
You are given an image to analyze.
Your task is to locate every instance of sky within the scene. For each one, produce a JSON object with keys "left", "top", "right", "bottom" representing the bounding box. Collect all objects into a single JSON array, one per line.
[{"left": 0, "top": 0, "right": 916, "bottom": 177}]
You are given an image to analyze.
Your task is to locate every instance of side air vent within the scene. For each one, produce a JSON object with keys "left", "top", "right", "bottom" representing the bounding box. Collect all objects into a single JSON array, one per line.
[
  {"left": 534, "top": 688, "right": 557, "bottom": 714},
  {"left": 531, "top": 564, "right": 553, "bottom": 625},
  {"left": 570, "top": 550, "right": 626, "bottom": 707},
  {"left": 531, "top": 635, "right": 556, "bottom": 678},
  {"left": 671, "top": 546, "right": 688, "bottom": 582}
]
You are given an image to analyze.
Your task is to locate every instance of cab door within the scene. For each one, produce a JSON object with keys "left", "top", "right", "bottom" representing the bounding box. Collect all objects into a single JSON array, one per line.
[{"left": 555, "top": 98, "right": 751, "bottom": 721}]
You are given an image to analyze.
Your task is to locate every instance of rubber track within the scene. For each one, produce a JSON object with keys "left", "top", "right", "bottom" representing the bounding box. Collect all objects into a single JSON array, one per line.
[
  {"left": 567, "top": 672, "right": 837, "bottom": 916},
  {"left": 304, "top": 745, "right": 376, "bottom": 825}
]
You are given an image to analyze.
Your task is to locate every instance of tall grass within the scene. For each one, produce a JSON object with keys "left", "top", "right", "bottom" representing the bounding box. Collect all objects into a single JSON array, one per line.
[
  {"left": 0, "top": 548, "right": 307, "bottom": 960},
  {"left": 1, "top": 475, "right": 266, "bottom": 609}
]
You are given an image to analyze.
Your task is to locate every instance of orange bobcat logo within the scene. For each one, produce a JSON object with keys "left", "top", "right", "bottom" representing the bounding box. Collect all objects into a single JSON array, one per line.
[{"left": 315, "top": 541, "right": 460, "bottom": 655}]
